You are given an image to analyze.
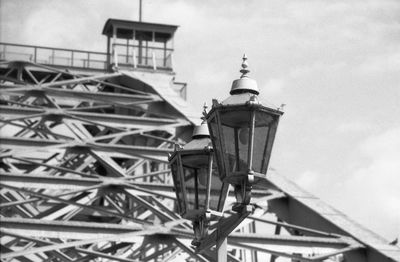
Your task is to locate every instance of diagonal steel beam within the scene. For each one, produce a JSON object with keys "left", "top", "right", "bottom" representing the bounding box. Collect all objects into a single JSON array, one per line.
[
  {"left": 0, "top": 136, "right": 172, "bottom": 162},
  {"left": 0, "top": 183, "right": 147, "bottom": 224},
  {"left": 173, "top": 238, "right": 209, "bottom": 262},
  {"left": 0, "top": 86, "right": 161, "bottom": 105},
  {"left": 0, "top": 172, "right": 103, "bottom": 190},
  {"left": 228, "top": 211, "right": 338, "bottom": 238},
  {"left": 0, "top": 245, "right": 35, "bottom": 262},
  {"left": 0, "top": 105, "right": 184, "bottom": 128},
  {"left": 227, "top": 233, "right": 352, "bottom": 249},
  {"left": 0, "top": 226, "right": 168, "bottom": 259},
  {"left": 76, "top": 248, "right": 139, "bottom": 262},
  {"left": 8, "top": 156, "right": 98, "bottom": 178},
  {"left": 124, "top": 189, "right": 177, "bottom": 223},
  {"left": 0, "top": 183, "right": 104, "bottom": 208},
  {"left": 0, "top": 218, "right": 144, "bottom": 240},
  {"left": 229, "top": 241, "right": 314, "bottom": 262},
  {"left": 0, "top": 72, "right": 121, "bottom": 89},
  {"left": 72, "top": 242, "right": 133, "bottom": 262},
  {"left": 139, "top": 243, "right": 176, "bottom": 262},
  {"left": 2, "top": 231, "right": 74, "bottom": 262}
]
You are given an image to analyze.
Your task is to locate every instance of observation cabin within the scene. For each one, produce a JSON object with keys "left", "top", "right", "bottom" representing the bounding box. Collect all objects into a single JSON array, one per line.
[{"left": 103, "top": 19, "right": 177, "bottom": 72}]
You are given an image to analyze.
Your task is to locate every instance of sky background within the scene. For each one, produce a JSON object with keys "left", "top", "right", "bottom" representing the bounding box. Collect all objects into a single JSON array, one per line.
[{"left": 1, "top": 0, "right": 399, "bottom": 241}]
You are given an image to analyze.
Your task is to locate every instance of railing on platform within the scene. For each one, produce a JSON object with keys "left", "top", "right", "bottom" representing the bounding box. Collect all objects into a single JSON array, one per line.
[
  {"left": 0, "top": 42, "right": 108, "bottom": 71},
  {"left": 0, "top": 42, "right": 174, "bottom": 72},
  {"left": 0, "top": 42, "right": 183, "bottom": 98},
  {"left": 112, "top": 43, "right": 173, "bottom": 71}
]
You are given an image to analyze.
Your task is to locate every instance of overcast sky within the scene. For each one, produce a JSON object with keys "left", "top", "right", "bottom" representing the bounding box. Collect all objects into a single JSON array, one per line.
[{"left": 1, "top": 0, "right": 399, "bottom": 241}]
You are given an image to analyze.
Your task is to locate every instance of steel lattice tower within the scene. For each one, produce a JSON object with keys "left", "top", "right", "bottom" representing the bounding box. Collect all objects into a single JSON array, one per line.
[{"left": 0, "top": 18, "right": 399, "bottom": 262}]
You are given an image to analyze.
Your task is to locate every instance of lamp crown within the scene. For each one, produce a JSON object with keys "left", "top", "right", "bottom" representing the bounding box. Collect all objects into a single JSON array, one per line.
[
  {"left": 193, "top": 106, "right": 210, "bottom": 139},
  {"left": 230, "top": 54, "right": 259, "bottom": 95}
]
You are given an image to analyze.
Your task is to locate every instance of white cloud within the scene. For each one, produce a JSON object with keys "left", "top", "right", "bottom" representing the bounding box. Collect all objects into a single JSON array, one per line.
[
  {"left": 262, "top": 78, "right": 285, "bottom": 95},
  {"left": 357, "top": 52, "right": 400, "bottom": 74},
  {"left": 296, "top": 170, "right": 321, "bottom": 191},
  {"left": 289, "top": 62, "right": 347, "bottom": 79},
  {"left": 336, "top": 121, "right": 374, "bottom": 133},
  {"left": 294, "top": 128, "right": 400, "bottom": 241},
  {"left": 333, "top": 127, "right": 400, "bottom": 240}
]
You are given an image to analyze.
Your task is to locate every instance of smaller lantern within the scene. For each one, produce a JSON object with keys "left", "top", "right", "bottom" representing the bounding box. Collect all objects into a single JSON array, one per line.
[
  {"left": 169, "top": 120, "right": 229, "bottom": 245},
  {"left": 205, "top": 55, "right": 283, "bottom": 207}
]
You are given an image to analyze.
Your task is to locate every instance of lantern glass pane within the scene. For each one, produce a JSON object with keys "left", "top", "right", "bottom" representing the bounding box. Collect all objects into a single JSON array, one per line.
[
  {"left": 209, "top": 117, "right": 224, "bottom": 175},
  {"left": 220, "top": 110, "right": 251, "bottom": 173},
  {"left": 171, "top": 160, "right": 185, "bottom": 215},
  {"left": 252, "top": 111, "right": 275, "bottom": 174},
  {"left": 209, "top": 159, "right": 223, "bottom": 211},
  {"left": 181, "top": 154, "right": 209, "bottom": 211},
  {"left": 195, "top": 167, "right": 208, "bottom": 210},
  {"left": 182, "top": 166, "right": 196, "bottom": 211}
]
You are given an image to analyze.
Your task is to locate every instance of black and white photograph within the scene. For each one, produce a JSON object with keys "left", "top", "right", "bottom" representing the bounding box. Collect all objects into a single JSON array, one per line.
[{"left": 0, "top": 0, "right": 399, "bottom": 261}]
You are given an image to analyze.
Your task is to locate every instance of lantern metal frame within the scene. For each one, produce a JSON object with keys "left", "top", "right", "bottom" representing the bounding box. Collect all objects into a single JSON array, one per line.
[
  {"left": 206, "top": 99, "right": 282, "bottom": 184},
  {"left": 205, "top": 56, "right": 283, "bottom": 208},
  {"left": 168, "top": 127, "right": 230, "bottom": 246}
]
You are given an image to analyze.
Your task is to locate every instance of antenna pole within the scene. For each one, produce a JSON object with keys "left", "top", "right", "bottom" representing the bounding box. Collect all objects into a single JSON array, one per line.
[{"left": 139, "top": 0, "right": 142, "bottom": 21}]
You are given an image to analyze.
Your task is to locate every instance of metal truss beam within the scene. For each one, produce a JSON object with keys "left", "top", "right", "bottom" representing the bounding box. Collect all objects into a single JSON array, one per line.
[
  {"left": 228, "top": 233, "right": 356, "bottom": 249},
  {"left": 0, "top": 86, "right": 161, "bottom": 105},
  {"left": 0, "top": 136, "right": 172, "bottom": 162},
  {"left": 0, "top": 227, "right": 169, "bottom": 259},
  {"left": 75, "top": 248, "right": 138, "bottom": 262},
  {"left": 1, "top": 218, "right": 144, "bottom": 240},
  {"left": 0, "top": 105, "right": 185, "bottom": 128},
  {"left": 1, "top": 58, "right": 398, "bottom": 262}
]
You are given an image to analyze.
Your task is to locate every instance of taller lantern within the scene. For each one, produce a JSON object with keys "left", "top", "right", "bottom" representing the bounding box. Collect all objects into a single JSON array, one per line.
[{"left": 205, "top": 55, "right": 283, "bottom": 206}]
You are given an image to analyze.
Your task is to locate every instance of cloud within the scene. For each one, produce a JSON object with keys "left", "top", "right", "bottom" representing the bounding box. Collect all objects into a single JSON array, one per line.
[
  {"left": 288, "top": 61, "right": 348, "bottom": 79},
  {"left": 336, "top": 121, "right": 374, "bottom": 133},
  {"left": 357, "top": 52, "right": 400, "bottom": 74},
  {"left": 262, "top": 78, "right": 285, "bottom": 96},
  {"left": 296, "top": 170, "right": 321, "bottom": 191},
  {"left": 294, "top": 128, "right": 400, "bottom": 241},
  {"left": 333, "top": 127, "right": 400, "bottom": 240}
]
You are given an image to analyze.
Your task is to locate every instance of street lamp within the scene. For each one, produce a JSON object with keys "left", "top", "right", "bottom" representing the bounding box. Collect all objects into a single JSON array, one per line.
[
  {"left": 205, "top": 54, "right": 283, "bottom": 209},
  {"left": 168, "top": 121, "right": 230, "bottom": 246},
  {"left": 170, "top": 55, "right": 283, "bottom": 259}
]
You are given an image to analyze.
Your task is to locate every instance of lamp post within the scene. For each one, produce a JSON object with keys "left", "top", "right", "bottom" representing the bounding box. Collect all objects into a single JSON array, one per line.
[{"left": 169, "top": 55, "right": 283, "bottom": 261}]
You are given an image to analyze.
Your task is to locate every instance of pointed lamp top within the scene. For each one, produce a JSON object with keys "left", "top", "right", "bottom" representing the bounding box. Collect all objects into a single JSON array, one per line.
[
  {"left": 192, "top": 103, "right": 210, "bottom": 139},
  {"left": 240, "top": 54, "right": 250, "bottom": 77},
  {"left": 230, "top": 54, "right": 259, "bottom": 95}
]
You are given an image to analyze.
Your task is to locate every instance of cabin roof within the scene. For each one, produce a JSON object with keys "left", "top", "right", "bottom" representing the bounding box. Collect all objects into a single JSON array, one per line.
[{"left": 102, "top": 18, "right": 178, "bottom": 42}]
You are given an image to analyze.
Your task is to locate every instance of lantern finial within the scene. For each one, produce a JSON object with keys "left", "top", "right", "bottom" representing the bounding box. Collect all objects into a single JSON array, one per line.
[
  {"left": 240, "top": 54, "right": 250, "bottom": 78},
  {"left": 202, "top": 102, "right": 208, "bottom": 119},
  {"left": 230, "top": 55, "right": 259, "bottom": 95}
]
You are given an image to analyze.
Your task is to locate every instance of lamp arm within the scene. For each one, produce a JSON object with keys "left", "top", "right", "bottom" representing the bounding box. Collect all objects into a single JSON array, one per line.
[{"left": 196, "top": 204, "right": 254, "bottom": 252}]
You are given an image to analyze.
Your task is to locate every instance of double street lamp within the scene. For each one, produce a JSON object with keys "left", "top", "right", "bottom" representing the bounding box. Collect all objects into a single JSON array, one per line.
[{"left": 169, "top": 55, "right": 283, "bottom": 257}]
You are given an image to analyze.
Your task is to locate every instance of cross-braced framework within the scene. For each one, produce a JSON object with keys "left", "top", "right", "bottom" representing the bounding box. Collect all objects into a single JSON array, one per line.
[{"left": 1, "top": 60, "right": 399, "bottom": 262}]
